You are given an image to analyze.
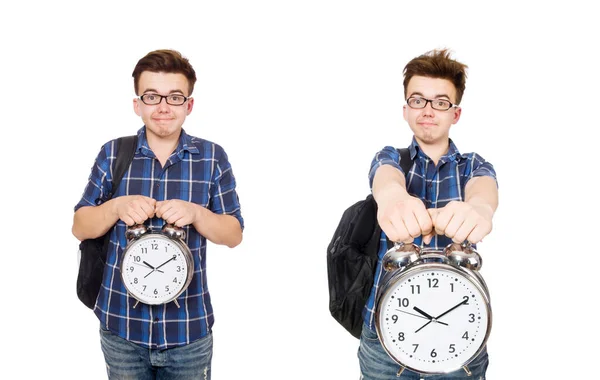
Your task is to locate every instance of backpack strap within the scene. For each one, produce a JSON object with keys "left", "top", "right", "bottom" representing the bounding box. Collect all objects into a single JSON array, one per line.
[
  {"left": 107, "top": 135, "right": 138, "bottom": 199},
  {"left": 397, "top": 147, "right": 412, "bottom": 175}
]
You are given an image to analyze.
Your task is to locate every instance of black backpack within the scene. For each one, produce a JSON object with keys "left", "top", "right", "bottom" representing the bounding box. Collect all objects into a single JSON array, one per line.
[
  {"left": 327, "top": 148, "right": 412, "bottom": 338},
  {"left": 76, "top": 135, "right": 137, "bottom": 309}
]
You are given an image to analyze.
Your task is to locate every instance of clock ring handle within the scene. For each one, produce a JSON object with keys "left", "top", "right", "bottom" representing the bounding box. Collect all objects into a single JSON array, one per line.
[
  {"left": 162, "top": 223, "right": 186, "bottom": 240},
  {"left": 383, "top": 242, "right": 421, "bottom": 272},
  {"left": 443, "top": 241, "right": 482, "bottom": 270},
  {"left": 126, "top": 224, "right": 148, "bottom": 241}
]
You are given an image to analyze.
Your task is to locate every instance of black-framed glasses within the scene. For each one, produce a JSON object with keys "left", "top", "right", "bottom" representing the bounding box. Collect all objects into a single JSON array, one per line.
[
  {"left": 406, "top": 96, "right": 457, "bottom": 111},
  {"left": 139, "top": 93, "right": 189, "bottom": 106}
]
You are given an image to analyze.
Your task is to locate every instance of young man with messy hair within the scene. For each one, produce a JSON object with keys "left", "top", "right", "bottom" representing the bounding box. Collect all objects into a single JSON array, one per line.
[
  {"left": 358, "top": 49, "right": 498, "bottom": 379},
  {"left": 73, "top": 49, "right": 243, "bottom": 380}
]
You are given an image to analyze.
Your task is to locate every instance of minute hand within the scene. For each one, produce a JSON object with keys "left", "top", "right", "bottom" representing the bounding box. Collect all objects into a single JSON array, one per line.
[
  {"left": 435, "top": 299, "right": 468, "bottom": 320},
  {"left": 155, "top": 256, "right": 176, "bottom": 271}
]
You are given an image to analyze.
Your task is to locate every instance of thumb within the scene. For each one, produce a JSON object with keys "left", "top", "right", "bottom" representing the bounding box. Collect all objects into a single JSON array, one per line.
[{"left": 423, "top": 209, "right": 438, "bottom": 244}]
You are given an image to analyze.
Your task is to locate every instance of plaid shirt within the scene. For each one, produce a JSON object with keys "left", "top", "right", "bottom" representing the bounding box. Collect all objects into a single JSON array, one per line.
[
  {"left": 75, "top": 127, "right": 243, "bottom": 349},
  {"left": 362, "top": 137, "right": 497, "bottom": 331}
]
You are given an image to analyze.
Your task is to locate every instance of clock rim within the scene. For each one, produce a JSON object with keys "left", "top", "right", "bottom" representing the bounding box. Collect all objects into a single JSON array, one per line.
[
  {"left": 375, "top": 263, "right": 492, "bottom": 375},
  {"left": 120, "top": 233, "right": 195, "bottom": 306}
]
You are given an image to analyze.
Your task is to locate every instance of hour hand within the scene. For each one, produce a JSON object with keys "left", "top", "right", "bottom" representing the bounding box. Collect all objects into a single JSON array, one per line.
[
  {"left": 413, "top": 306, "right": 448, "bottom": 326},
  {"left": 413, "top": 306, "right": 434, "bottom": 320},
  {"left": 142, "top": 261, "right": 164, "bottom": 273}
]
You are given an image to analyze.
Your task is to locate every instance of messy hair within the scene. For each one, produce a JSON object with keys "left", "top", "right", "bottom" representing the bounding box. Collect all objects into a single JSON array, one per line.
[
  {"left": 403, "top": 49, "right": 468, "bottom": 104},
  {"left": 132, "top": 49, "right": 197, "bottom": 95}
]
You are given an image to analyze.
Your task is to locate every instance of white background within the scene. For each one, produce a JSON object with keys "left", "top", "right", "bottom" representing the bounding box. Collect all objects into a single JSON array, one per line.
[{"left": 1, "top": 1, "right": 598, "bottom": 379}]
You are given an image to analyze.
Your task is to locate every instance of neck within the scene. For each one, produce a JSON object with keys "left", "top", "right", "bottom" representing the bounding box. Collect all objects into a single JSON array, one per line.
[
  {"left": 415, "top": 137, "right": 449, "bottom": 165},
  {"left": 146, "top": 130, "right": 181, "bottom": 166}
]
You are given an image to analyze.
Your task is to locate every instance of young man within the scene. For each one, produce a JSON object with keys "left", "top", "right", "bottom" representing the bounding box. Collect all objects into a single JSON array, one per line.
[
  {"left": 358, "top": 49, "right": 498, "bottom": 379},
  {"left": 72, "top": 49, "right": 243, "bottom": 380}
]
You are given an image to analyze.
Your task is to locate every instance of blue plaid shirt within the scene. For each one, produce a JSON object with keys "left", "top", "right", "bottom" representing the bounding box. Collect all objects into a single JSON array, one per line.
[
  {"left": 75, "top": 127, "right": 244, "bottom": 349},
  {"left": 362, "top": 137, "right": 497, "bottom": 331}
]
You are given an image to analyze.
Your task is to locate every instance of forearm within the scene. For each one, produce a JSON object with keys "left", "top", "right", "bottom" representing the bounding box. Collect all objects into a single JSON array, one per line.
[
  {"left": 192, "top": 205, "right": 243, "bottom": 248},
  {"left": 465, "top": 176, "right": 499, "bottom": 219},
  {"left": 72, "top": 200, "right": 120, "bottom": 241},
  {"left": 372, "top": 165, "right": 411, "bottom": 206}
]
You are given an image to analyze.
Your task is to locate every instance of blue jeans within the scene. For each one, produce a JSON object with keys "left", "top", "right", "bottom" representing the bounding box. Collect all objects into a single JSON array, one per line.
[
  {"left": 99, "top": 327, "right": 213, "bottom": 380},
  {"left": 358, "top": 324, "right": 488, "bottom": 380}
]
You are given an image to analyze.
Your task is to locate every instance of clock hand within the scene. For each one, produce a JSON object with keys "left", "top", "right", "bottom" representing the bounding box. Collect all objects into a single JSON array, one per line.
[
  {"left": 435, "top": 298, "right": 468, "bottom": 320},
  {"left": 139, "top": 261, "right": 164, "bottom": 273},
  {"left": 413, "top": 306, "right": 435, "bottom": 320},
  {"left": 155, "top": 256, "right": 176, "bottom": 271},
  {"left": 396, "top": 309, "right": 429, "bottom": 320},
  {"left": 396, "top": 309, "right": 449, "bottom": 325},
  {"left": 415, "top": 320, "right": 432, "bottom": 333}
]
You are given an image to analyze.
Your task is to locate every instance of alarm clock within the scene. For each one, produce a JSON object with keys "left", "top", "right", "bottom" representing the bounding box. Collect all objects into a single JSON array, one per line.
[
  {"left": 120, "top": 224, "right": 194, "bottom": 308},
  {"left": 375, "top": 242, "right": 492, "bottom": 376}
]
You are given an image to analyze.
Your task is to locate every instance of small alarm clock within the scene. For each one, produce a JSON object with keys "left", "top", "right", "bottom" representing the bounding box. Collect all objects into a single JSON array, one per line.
[
  {"left": 375, "top": 242, "right": 492, "bottom": 376},
  {"left": 120, "top": 224, "right": 194, "bottom": 308}
]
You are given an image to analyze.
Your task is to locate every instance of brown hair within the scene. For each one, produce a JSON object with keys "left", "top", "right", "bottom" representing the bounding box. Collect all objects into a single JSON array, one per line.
[
  {"left": 132, "top": 49, "right": 197, "bottom": 95},
  {"left": 403, "top": 49, "right": 468, "bottom": 104}
]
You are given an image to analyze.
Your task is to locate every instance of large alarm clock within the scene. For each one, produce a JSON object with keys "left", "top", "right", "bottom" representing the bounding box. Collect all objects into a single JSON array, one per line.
[
  {"left": 375, "top": 242, "right": 492, "bottom": 376},
  {"left": 120, "top": 224, "right": 194, "bottom": 308}
]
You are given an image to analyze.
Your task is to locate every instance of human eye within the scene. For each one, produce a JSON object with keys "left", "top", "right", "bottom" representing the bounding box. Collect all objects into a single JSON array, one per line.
[
  {"left": 409, "top": 97, "right": 424, "bottom": 107},
  {"left": 169, "top": 95, "right": 183, "bottom": 103},
  {"left": 435, "top": 99, "right": 450, "bottom": 109},
  {"left": 143, "top": 94, "right": 159, "bottom": 103}
]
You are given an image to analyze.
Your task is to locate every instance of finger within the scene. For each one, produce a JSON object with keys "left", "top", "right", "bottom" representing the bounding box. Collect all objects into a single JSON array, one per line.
[
  {"left": 453, "top": 218, "right": 476, "bottom": 244},
  {"left": 414, "top": 207, "right": 433, "bottom": 235},
  {"left": 404, "top": 213, "right": 422, "bottom": 240},
  {"left": 387, "top": 218, "right": 414, "bottom": 244},
  {"left": 121, "top": 215, "right": 135, "bottom": 226},
  {"left": 154, "top": 201, "right": 171, "bottom": 218},
  {"left": 443, "top": 214, "right": 463, "bottom": 241},
  {"left": 160, "top": 208, "right": 178, "bottom": 224},
  {"left": 466, "top": 223, "right": 492, "bottom": 244},
  {"left": 173, "top": 215, "right": 188, "bottom": 227},
  {"left": 139, "top": 201, "right": 156, "bottom": 218}
]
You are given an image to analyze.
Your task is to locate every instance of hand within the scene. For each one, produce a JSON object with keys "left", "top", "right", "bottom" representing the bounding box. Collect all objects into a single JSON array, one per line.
[
  {"left": 141, "top": 261, "right": 164, "bottom": 278},
  {"left": 155, "top": 199, "right": 198, "bottom": 227},
  {"left": 114, "top": 195, "right": 156, "bottom": 226},
  {"left": 428, "top": 201, "right": 493, "bottom": 244},
  {"left": 377, "top": 195, "right": 434, "bottom": 244}
]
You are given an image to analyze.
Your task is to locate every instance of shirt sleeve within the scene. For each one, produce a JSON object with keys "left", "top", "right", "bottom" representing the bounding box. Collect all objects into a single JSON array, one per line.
[
  {"left": 368, "top": 146, "right": 404, "bottom": 189},
  {"left": 74, "top": 141, "right": 115, "bottom": 212},
  {"left": 468, "top": 153, "right": 498, "bottom": 187},
  {"left": 209, "top": 145, "right": 244, "bottom": 230}
]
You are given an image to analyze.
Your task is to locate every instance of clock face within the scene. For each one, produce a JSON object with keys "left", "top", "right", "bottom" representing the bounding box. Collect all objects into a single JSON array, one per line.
[
  {"left": 377, "top": 265, "right": 490, "bottom": 374},
  {"left": 121, "top": 234, "right": 192, "bottom": 305}
]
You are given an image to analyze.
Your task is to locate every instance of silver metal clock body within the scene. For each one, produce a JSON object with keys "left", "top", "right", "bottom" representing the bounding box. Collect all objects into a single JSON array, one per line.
[
  {"left": 120, "top": 224, "right": 194, "bottom": 306},
  {"left": 375, "top": 243, "right": 492, "bottom": 375}
]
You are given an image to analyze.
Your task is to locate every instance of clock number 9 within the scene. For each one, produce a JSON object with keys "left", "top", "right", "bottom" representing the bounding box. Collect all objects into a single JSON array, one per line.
[{"left": 391, "top": 315, "right": 398, "bottom": 323}]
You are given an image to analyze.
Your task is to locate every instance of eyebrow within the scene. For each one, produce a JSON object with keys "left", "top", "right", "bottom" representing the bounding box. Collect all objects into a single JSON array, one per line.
[
  {"left": 409, "top": 91, "right": 451, "bottom": 100},
  {"left": 142, "top": 88, "right": 185, "bottom": 95}
]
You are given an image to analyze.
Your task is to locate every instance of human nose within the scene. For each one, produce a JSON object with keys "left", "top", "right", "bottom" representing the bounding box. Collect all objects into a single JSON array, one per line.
[
  {"left": 421, "top": 100, "right": 435, "bottom": 116},
  {"left": 156, "top": 96, "right": 170, "bottom": 111}
]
